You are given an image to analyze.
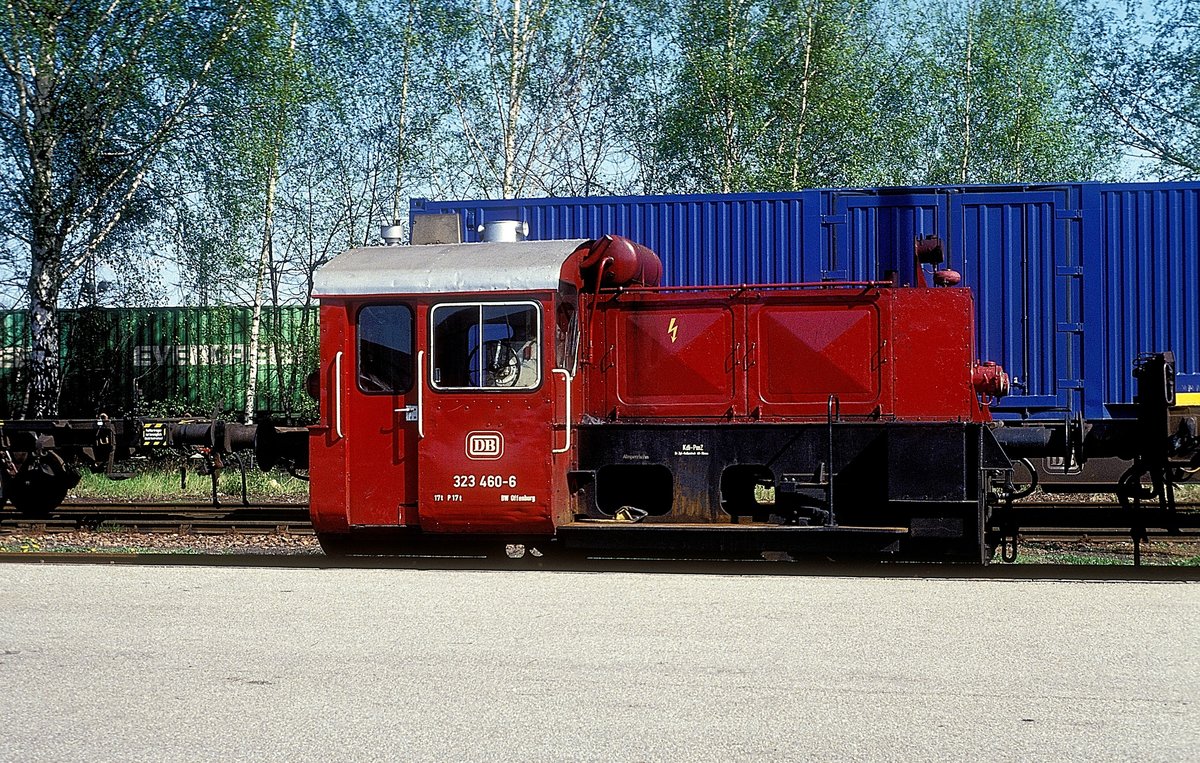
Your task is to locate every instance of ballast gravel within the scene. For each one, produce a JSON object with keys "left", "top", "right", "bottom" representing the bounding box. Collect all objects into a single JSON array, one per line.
[{"left": 0, "top": 530, "right": 321, "bottom": 555}]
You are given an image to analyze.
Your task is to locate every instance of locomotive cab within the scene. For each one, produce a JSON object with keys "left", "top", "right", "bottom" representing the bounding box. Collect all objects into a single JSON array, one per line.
[{"left": 307, "top": 239, "right": 588, "bottom": 550}]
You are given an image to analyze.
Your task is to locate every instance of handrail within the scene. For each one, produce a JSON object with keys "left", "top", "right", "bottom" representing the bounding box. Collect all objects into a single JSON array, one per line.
[
  {"left": 826, "top": 394, "right": 840, "bottom": 528},
  {"left": 552, "top": 368, "right": 572, "bottom": 454},
  {"left": 593, "top": 280, "right": 891, "bottom": 295},
  {"left": 417, "top": 350, "right": 426, "bottom": 439},
  {"left": 333, "top": 351, "right": 344, "bottom": 439}
]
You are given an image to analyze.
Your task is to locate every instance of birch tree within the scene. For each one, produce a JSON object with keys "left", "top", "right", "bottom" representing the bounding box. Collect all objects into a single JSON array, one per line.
[
  {"left": 1080, "top": 0, "right": 1200, "bottom": 178},
  {"left": 901, "top": 0, "right": 1110, "bottom": 184},
  {"left": 448, "top": 0, "right": 645, "bottom": 198},
  {"left": 241, "top": 13, "right": 306, "bottom": 420},
  {"left": 160, "top": 1, "right": 320, "bottom": 417},
  {"left": 0, "top": 0, "right": 276, "bottom": 416},
  {"left": 653, "top": 0, "right": 893, "bottom": 193}
]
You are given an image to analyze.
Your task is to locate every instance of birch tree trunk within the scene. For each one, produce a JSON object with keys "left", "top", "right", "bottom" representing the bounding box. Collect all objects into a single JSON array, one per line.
[
  {"left": 959, "top": 5, "right": 974, "bottom": 184},
  {"left": 243, "top": 17, "right": 298, "bottom": 420},
  {"left": 390, "top": 0, "right": 417, "bottom": 223},
  {"left": 27, "top": 245, "right": 61, "bottom": 417},
  {"left": 26, "top": 71, "right": 62, "bottom": 417},
  {"left": 790, "top": 3, "right": 818, "bottom": 189},
  {"left": 244, "top": 170, "right": 276, "bottom": 420}
]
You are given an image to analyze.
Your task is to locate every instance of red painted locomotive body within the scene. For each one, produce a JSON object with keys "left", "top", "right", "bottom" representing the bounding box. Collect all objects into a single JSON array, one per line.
[
  {"left": 580, "top": 285, "right": 992, "bottom": 424},
  {"left": 308, "top": 236, "right": 1013, "bottom": 560}
]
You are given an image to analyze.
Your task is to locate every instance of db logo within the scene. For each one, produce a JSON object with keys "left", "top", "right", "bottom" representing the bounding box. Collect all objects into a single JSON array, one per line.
[{"left": 465, "top": 431, "right": 504, "bottom": 460}]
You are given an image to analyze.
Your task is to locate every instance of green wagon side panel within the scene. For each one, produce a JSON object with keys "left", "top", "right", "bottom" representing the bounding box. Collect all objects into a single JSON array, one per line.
[{"left": 0, "top": 306, "right": 318, "bottom": 420}]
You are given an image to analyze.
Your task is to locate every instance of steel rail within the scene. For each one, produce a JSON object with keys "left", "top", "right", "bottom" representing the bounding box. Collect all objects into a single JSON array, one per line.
[{"left": 0, "top": 502, "right": 312, "bottom": 536}]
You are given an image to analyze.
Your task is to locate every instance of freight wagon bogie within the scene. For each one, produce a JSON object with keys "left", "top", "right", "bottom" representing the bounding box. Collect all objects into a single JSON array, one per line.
[
  {"left": 0, "top": 450, "right": 80, "bottom": 518},
  {"left": 0, "top": 417, "right": 308, "bottom": 518}
]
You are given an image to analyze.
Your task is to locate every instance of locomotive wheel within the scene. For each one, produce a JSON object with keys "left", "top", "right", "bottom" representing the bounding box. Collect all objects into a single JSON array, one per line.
[
  {"left": 2, "top": 461, "right": 79, "bottom": 519},
  {"left": 316, "top": 533, "right": 354, "bottom": 557}
]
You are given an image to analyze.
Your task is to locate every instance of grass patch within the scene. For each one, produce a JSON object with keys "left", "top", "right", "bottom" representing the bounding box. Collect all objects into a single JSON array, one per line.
[
  {"left": 71, "top": 460, "right": 308, "bottom": 502},
  {"left": 1015, "top": 539, "right": 1200, "bottom": 566},
  {"left": 1168, "top": 482, "right": 1200, "bottom": 500},
  {"left": 0, "top": 538, "right": 206, "bottom": 554},
  {"left": 1015, "top": 551, "right": 1130, "bottom": 565}
]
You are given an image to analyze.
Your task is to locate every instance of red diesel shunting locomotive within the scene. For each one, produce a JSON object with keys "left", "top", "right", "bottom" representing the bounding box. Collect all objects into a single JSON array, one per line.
[{"left": 308, "top": 231, "right": 1018, "bottom": 561}]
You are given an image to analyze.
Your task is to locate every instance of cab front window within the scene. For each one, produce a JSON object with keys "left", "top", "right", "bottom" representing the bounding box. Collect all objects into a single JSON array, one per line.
[{"left": 431, "top": 302, "right": 540, "bottom": 390}]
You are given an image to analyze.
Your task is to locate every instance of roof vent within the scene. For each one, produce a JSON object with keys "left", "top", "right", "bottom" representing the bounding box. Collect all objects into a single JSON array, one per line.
[
  {"left": 380, "top": 223, "right": 405, "bottom": 246},
  {"left": 478, "top": 220, "right": 528, "bottom": 243}
]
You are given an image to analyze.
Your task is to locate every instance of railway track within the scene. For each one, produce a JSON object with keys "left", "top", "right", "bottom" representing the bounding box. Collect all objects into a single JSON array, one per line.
[
  {"left": 997, "top": 499, "right": 1200, "bottom": 539},
  {"left": 0, "top": 501, "right": 312, "bottom": 536},
  {"left": 1, "top": 499, "right": 1197, "bottom": 541}
]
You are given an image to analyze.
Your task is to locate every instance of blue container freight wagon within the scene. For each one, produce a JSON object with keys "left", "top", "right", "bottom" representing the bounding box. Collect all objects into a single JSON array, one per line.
[{"left": 412, "top": 182, "right": 1200, "bottom": 422}]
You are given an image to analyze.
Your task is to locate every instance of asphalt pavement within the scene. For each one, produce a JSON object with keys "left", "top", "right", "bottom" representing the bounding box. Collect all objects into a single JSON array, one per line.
[{"left": 1, "top": 561, "right": 1196, "bottom": 761}]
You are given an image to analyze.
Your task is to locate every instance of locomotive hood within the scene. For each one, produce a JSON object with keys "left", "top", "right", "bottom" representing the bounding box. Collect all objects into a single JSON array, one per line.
[{"left": 312, "top": 239, "right": 589, "bottom": 297}]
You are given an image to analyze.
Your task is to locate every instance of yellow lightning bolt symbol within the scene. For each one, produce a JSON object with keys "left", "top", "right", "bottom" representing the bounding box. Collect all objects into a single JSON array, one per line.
[{"left": 667, "top": 317, "right": 678, "bottom": 343}]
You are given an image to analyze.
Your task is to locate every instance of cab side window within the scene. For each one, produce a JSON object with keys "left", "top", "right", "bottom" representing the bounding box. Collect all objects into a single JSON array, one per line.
[
  {"left": 357, "top": 305, "right": 414, "bottom": 393},
  {"left": 431, "top": 302, "right": 540, "bottom": 390},
  {"left": 555, "top": 286, "right": 579, "bottom": 375}
]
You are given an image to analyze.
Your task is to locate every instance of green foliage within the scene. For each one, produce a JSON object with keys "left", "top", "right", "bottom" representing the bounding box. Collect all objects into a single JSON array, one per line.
[
  {"left": 652, "top": 0, "right": 897, "bottom": 192},
  {"left": 441, "top": 0, "right": 652, "bottom": 198},
  {"left": 1078, "top": 0, "right": 1200, "bottom": 179},
  {"left": 169, "top": 0, "right": 326, "bottom": 305},
  {"left": 644, "top": 0, "right": 1120, "bottom": 190},
  {"left": 0, "top": 0, "right": 286, "bottom": 276},
  {"left": 311, "top": 0, "right": 473, "bottom": 221},
  {"left": 888, "top": 0, "right": 1112, "bottom": 184}
]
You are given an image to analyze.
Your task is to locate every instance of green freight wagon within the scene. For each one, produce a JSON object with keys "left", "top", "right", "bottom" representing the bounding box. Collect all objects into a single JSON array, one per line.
[{"left": 0, "top": 306, "right": 318, "bottom": 421}]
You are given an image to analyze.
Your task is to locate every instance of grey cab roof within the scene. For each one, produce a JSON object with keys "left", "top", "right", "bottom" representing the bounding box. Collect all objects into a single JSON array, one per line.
[{"left": 312, "top": 239, "right": 589, "bottom": 297}]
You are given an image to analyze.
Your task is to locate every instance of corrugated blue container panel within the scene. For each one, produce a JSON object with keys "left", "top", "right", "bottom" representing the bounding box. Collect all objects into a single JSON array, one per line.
[
  {"left": 952, "top": 188, "right": 1083, "bottom": 417},
  {"left": 413, "top": 181, "right": 1200, "bottom": 420},
  {"left": 826, "top": 190, "right": 943, "bottom": 283},
  {"left": 1090, "top": 184, "right": 1200, "bottom": 414},
  {"left": 413, "top": 193, "right": 825, "bottom": 285},
  {"left": 821, "top": 187, "right": 1083, "bottom": 418}
]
